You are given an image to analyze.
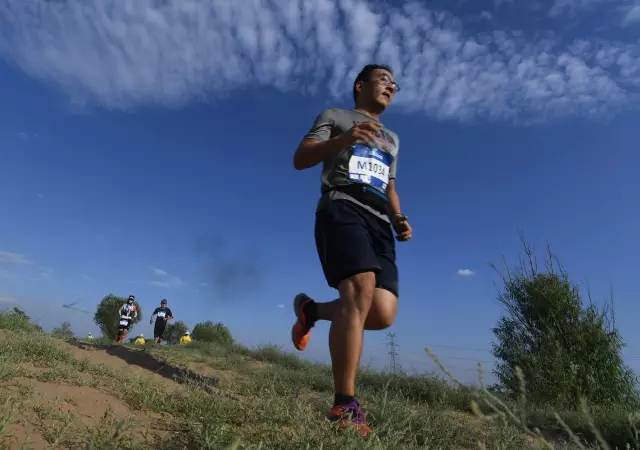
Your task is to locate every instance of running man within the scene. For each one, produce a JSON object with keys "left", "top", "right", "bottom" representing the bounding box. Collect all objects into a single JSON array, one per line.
[
  {"left": 116, "top": 295, "right": 138, "bottom": 344},
  {"left": 291, "top": 64, "right": 412, "bottom": 437},
  {"left": 119, "top": 295, "right": 138, "bottom": 320},
  {"left": 149, "top": 299, "right": 174, "bottom": 344}
]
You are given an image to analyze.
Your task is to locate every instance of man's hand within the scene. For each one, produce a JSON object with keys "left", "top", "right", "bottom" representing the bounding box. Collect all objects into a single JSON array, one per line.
[
  {"left": 391, "top": 214, "right": 412, "bottom": 242},
  {"left": 340, "top": 121, "right": 382, "bottom": 147}
]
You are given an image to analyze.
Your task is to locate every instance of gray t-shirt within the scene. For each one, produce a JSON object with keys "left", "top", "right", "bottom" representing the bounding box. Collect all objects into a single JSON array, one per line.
[{"left": 303, "top": 108, "right": 400, "bottom": 223}]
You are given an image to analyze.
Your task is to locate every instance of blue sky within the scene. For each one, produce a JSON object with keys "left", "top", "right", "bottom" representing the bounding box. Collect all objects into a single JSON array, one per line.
[{"left": 1, "top": 0, "right": 639, "bottom": 384}]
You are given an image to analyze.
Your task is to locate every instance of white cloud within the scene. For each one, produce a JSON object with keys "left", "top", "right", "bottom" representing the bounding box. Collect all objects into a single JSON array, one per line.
[
  {"left": 0, "top": 0, "right": 638, "bottom": 122},
  {"left": 456, "top": 269, "right": 476, "bottom": 276},
  {"left": 79, "top": 274, "right": 94, "bottom": 281},
  {"left": 277, "top": 304, "right": 285, "bottom": 309},
  {"left": 148, "top": 267, "right": 185, "bottom": 289},
  {"left": 37, "top": 193, "right": 44, "bottom": 198},
  {"left": 0, "top": 250, "right": 32, "bottom": 265},
  {"left": 149, "top": 267, "right": 168, "bottom": 277},
  {"left": 623, "top": 4, "right": 640, "bottom": 25}
]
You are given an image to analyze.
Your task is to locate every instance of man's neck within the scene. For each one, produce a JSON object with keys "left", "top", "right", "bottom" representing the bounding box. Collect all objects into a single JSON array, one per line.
[{"left": 353, "top": 104, "right": 384, "bottom": 120}]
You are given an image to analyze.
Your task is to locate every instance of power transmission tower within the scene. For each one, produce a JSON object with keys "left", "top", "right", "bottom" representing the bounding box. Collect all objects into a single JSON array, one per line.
[{"left": 386, "top": 331, "right": 400, "bottom": 373}]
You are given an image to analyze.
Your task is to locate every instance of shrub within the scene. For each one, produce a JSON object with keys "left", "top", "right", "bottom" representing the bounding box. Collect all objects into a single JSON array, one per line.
[
  {"left": 490, "top": 233, "right": 639, "bottom": 409},
  {"left": 0, "top": 307, "right": 43, "bottom": 333},
  {"left": 192, "top": 321, "right": 233, "bottom": 346},
  {"left": 51, "top": 321, "right": 73, "bottom": 338}
]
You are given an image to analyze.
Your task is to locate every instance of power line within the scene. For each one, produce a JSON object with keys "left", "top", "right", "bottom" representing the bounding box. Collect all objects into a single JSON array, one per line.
[
  {"left": 372, "top": 341, "right": 493, "bottom": 354},
  {"left": 372, "top": 340, "right": 640, "bottom": 362}
]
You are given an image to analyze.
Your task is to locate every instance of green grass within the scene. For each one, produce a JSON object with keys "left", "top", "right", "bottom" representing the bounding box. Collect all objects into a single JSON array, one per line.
[{"left": 0, "top": 329, "right": 638, "bottom": 449}]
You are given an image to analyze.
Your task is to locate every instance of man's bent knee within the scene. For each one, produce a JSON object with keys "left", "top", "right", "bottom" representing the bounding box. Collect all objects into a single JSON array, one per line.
[
  {"left": 364, "top": 288, "right": 398, "bottom": 330},
  {"left": 338, "top": 271, "right": 377, "bottom": 315}
]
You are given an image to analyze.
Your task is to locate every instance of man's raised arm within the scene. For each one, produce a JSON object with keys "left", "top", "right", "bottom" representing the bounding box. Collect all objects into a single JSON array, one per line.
[{"left": 294, "top": 109, "right": 343, "bottom": 170}]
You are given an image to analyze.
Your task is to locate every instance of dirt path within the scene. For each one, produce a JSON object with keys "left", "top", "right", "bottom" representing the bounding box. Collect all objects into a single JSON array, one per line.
[{"left": 0, "top": 337, "right": 219, "bottom": 449}]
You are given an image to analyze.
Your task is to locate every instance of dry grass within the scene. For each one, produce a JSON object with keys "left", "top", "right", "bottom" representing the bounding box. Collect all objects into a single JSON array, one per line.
[{"left": 0, "top": 330, "right": 637, "bottom": 449}]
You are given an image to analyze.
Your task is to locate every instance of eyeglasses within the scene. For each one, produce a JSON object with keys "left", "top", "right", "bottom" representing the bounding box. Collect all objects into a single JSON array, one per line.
[{"left": 374, "top": 74, "right": 401, "bottom": 93}]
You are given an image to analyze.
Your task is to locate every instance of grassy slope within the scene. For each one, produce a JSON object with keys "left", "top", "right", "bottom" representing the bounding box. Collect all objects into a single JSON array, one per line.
[{"left": 0, "top": 330, "right": 636, "bottom": 449}]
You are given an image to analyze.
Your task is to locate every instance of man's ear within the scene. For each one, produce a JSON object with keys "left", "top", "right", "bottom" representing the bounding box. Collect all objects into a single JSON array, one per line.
[{"left": 354, "top": 81, "right": 364, "bottom": 97}]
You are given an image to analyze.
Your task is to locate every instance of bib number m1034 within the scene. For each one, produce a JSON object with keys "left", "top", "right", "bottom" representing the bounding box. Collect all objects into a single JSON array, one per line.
[{"left": 348, "top": 144, "right": 393, "bottom": 190}]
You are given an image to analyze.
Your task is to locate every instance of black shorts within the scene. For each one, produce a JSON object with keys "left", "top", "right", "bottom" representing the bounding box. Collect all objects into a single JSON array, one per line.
[
  {"left": 154, "top": 322, "right": 166, "bottom": 339},
  {"left": 314, "top": 199, "right": 398, "bottom": 296},
  {"left": 118, "top": 319, "right": 131, "bottom": 331}
]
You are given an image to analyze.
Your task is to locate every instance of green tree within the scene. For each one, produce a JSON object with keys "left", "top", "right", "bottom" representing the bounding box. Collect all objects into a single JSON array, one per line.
[
  {"left": 490, "top": 234, "right": 638, "bottom": 409},
  {"left": 52, "top": 321, "right": 73, "bottom": 338},
  {"left": 93, "top": 294, "right": 143, "bottom": 341},
  {"left": 192, "top": 321, "right": 233, "bottom": 345},
  {"left": 164, "top": 320, "right": 189, "bottom": 344}
]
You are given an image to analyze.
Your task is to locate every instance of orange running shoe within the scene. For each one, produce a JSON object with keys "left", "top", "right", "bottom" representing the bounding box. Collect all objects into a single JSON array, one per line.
[
  {"left": 291, "top": 293, "right": 314, "bottom": 351},
  {"left": 326, "top": 399, "right": 372, "bottom": 437}
]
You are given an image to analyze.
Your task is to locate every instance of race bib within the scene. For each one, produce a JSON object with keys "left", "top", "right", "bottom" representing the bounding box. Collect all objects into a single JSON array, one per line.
[
  {"left": 157, "top": 311, "right": 166, "bottom": 318},
  {"left": 119, "top": 319, "right": 129, "bottom": 326},
  {"left": 348, "top": 144, "right": 393, "bottom": 190}
]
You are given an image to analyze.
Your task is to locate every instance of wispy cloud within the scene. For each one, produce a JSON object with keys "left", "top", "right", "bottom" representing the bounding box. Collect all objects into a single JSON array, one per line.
[
  {"left": 456, "top": 269, "right": 476, "bottom": 277},
  {"left": 623, "top": 3, "right": 640, "bottom": 25},
  {"left": 79, "top": 274, "right": 94, "bottom": 281},
  {"left": 148, "top": 267, "right": 185, "bottom": 289},
  {"left": 277, "top": 304, "right": 285, "bottom": 309},
  {"left": 1, "top": 0, "right": 638, "bottom": 122},
  {"left": 0, "top": 250, "right": 32, "bottom": 265},
  {"left": 149, "top": 267, "right": 168, "bottom": 277}
]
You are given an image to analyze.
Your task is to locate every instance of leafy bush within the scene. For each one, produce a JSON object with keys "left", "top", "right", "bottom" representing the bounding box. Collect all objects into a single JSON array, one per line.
[
  {"left": 164, "top": 320, "right": 189, "bottom": 344},
  {"left": 192, "top": 321, "right": 233, "bottom": 346},
  {"left": 0, "top": 307, "right": 43, "bottom": 333},
  {"left": 490, "top": 233, "right": 639, "bottom": 409}
]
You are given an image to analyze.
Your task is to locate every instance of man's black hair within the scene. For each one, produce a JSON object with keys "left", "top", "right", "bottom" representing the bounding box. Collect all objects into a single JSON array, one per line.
[{"left": 352, "top": 64, "right": 393, "bottom": 103}]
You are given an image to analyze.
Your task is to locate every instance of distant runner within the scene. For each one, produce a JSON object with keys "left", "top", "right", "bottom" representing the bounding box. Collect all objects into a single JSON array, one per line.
[
  {"left": 179, "top": 330, "right": 192, "bottom": 345},
  {"left": 87, "top": 332, "right": 93, "bottom": 340},
  {"left": 290, "top": 64, "right": 412, "bottom": 437},
  {"left": 116, "top": 295, "right": 138, "bottom": 344},
  {"left": 149, "top": 299, "right": 174, "bottom": 344},
  {"left": 135, "top": 334, "right": 146, "bottom": 345}
]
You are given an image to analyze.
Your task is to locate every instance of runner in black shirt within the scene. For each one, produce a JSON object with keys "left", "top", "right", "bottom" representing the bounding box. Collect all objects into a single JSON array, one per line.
[{"left": 149, "top": 299, "right": 174, "bottom": 344}]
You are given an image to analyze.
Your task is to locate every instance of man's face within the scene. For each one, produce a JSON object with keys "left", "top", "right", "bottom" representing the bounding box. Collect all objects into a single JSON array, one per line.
[
  {"left": 161, "top": 302, "right": 167, "bottom": 307},
  {"left": 359, "top": 69, "right": 399, "bottom": 108}
]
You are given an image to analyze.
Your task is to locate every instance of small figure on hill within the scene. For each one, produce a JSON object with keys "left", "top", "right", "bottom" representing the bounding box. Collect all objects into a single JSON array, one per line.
[
  {"left": 116, "top": 295, "right": 138, "bottom": 344},
  {"left": 290, "top": 64, "right": 411, "bottom": 437},
  {"left": 179, "top": 330, "right": 192, "bottom": 345},
  {"left": 87, "top": 332, "right": 93, "bottom": 340},
  {"left": 150, "top": 299, "right": 174, "bottom": 344},
  {"left": 135, "top": 334, "right": 146, "bottom": 345}
]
